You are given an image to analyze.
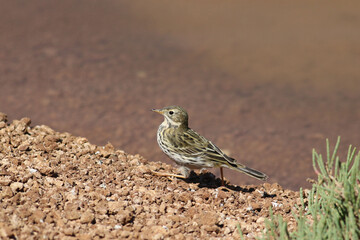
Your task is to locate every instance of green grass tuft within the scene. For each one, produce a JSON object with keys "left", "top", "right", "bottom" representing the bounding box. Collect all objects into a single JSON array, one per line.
[{"left": 258, "top": 137, "right": 360, "bottom": 240}]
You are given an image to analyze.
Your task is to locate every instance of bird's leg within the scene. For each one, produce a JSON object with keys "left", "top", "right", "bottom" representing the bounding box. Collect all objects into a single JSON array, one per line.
[
  {"left": 218, "top": 167, "right": 234, "bottom": 191},
  {"left": 220, "top": 167, "right": 225, "bottom": 186}
]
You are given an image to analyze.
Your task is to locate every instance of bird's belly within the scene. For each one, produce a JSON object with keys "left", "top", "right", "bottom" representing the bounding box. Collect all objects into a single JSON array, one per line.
[
  {"left": 157, "top": 126, "right": 214, "bottom": 168},
  {"left": 165, "top": 151, "right": 214, "bottom": 169}
]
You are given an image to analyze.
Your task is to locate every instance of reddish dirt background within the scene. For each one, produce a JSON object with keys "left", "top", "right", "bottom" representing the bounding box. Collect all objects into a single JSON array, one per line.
[{"left": 1, "top": 0, "right": 360, "bottom": 190}]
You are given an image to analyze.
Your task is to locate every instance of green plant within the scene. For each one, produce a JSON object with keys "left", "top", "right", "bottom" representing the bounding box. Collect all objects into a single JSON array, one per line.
[{"left": 260, "top": 137, "right": 360, "bottom": 240}]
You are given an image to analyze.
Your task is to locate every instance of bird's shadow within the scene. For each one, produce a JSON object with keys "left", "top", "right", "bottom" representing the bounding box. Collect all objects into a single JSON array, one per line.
[{"left": 183, "top": 171, "right": 256, "bottom": 193}]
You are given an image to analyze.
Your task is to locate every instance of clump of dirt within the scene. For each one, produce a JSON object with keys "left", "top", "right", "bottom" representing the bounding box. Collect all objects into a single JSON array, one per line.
[{"left": 0, "top": 113, "right": 302, "bottom": 239}]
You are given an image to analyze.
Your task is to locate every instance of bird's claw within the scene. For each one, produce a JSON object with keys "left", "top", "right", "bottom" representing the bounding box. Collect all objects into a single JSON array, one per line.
[{"left": 151, "top": 170, "right": 186, "bottom": 180}]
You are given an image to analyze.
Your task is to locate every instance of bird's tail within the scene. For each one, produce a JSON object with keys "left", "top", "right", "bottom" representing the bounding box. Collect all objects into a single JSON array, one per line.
[{"left": 234, "top": 165, "right": 268, "bottom": 181}]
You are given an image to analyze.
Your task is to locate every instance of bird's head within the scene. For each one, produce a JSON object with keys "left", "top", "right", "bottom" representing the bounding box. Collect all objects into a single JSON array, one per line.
[{"left": 152, "top": 106, "right": 189, "bottom": 128}]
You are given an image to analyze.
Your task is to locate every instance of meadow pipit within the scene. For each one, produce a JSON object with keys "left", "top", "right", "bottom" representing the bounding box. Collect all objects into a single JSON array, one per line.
[{"left": 152, "top": 106, "right": 268, "bottom": 185}]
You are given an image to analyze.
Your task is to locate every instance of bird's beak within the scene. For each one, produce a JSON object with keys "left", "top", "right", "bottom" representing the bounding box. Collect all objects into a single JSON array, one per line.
[{"left": 152, "top": 109, "right": 163, "bottom": 115}]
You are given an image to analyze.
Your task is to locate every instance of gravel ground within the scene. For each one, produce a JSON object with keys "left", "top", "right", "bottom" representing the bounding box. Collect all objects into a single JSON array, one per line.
[{"left": 0, "top": 113, "right": 302, "bottom": 239}]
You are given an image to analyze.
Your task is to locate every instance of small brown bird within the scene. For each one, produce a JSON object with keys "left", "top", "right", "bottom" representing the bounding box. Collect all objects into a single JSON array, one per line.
[{"left": 152, "top": 106, "right": 268, "bottom": 185}]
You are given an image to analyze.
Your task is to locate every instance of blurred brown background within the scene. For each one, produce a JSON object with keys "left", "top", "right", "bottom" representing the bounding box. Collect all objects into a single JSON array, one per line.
[{"left": 1, "top": 0, "right": 359, "bottom": 190}]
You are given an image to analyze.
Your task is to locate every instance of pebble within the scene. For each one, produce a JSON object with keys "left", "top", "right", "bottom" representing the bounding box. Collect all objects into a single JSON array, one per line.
[{"left": 10, "top": 182, "right": 23, "bottom": 193}]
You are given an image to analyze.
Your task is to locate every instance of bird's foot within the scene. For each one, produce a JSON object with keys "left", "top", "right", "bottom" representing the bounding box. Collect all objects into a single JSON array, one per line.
[
  {"left": 151, "top": 170, "right": 186, "bottom": 181},
  {"left": 218, "top": 185, "right": 233, "bottom": 192}
]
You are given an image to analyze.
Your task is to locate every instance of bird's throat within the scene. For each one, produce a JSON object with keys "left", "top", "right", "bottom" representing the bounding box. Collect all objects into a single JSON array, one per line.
[{"left": 163, "top": 118, "right": 188, "bottom": 130}]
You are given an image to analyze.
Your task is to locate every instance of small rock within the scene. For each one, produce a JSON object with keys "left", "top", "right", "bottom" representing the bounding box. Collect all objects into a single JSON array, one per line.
[
  {"left": 224, "top": 227, "right": 231, "bottom": 235},
  {"left": 195, "top": 211, "right": 219, "bottom": 226},
  {"left": 77, "top": 233, "right": 92, "bottom": 240},
  {"left": 202, "top": 224, "right": 219, "bottom": 233},
  {"left": 80, "top": 210, "right": 95, "bottom": 224},
  {"left": 0, "top": 113, "right": 7, "bottom": 122},
  {"left": 264, "top": 199, "right": 272, "bottom": 208},
  {"left": 256, "top": 217, "right": 265, "bottom": 224},
  {"left": 217, "top": 190, "right": 229, "bottom": 199},
  {"left": 64, "top": 202, "right": 81, "bottom": 220},
  {"left": 159, "top": 203, "right": 167, "bottom": 214},
  {"left": 20, "top": 117, "right": 31, "bottom": 126},
  {"left": 271, "top": 201, "right": 283, "bottom": 208},
  {"left": 94, "top": 200, "right": 108, "bottom": 215},
  {"left": 108, "top": 201, "right": 123, "bottom": 215},
  {"left": 63, "top": 227, "right": 75, "bottom": 236},
  {"left": 0, "top": 177, "right": 12, "bottom": 186},
  {"left": 0, "top": 222, "right": 14, "bottom": 238},
  {"left": 246, "top": 206, "right": 253, "bottom": 211},
  {"left": 120, "top": 230, "right": 131, "bottom": 238},
  {"left": 118, "top": 210, "right": 134, "bottom": 225},
  {"left": 151, "top": 225, "right": 168, "bottom": 239},
  {"left": 30, "top": 210, "right": 46, "bottom": 223},
  {"left": 0, "top": 187, "right": 13, "bottom": 198},
  {"left": 10, "top": 182, "right": 24, "bottom": 193},
  {"left": 251, "top": 202, "right": 262, "bottom": 211},
  {"left": 18, "top": 142, "right": 30, "bottom": 151},
  {"left": 94, "top": 229, "right": 105, "bottom": 238}
]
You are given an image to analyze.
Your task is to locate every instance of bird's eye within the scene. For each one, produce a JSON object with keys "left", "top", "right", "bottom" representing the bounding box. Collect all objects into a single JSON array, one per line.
[{"left": 169, "top": 111, "right": 174, "bottom": 115}]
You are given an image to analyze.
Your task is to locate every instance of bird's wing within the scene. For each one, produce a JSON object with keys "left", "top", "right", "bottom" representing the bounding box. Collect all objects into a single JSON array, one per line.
[
  {"left": 173, "top": 128, "right": 209, "bottom": 156},
  {"left": 204, "top": 141, "right": 241, "bottom": 168},
  {"left": 178, "top": 129, "right": 241, "bottom": 168}
]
